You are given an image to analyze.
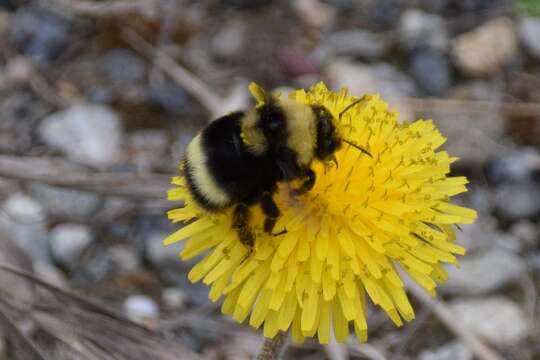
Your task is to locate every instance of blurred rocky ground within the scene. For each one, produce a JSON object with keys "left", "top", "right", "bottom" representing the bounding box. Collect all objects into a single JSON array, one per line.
[{"left": 0, "top": 0, "right": 539, "bottom": 359}]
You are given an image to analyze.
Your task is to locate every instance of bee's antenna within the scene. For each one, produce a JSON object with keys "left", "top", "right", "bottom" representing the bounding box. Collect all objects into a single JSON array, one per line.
[
  {"left": 343, "top": 139, "right": 373, "bottom": 158},
  {"left": 339, "top": 99, "right": 363, "bottom": 120}
]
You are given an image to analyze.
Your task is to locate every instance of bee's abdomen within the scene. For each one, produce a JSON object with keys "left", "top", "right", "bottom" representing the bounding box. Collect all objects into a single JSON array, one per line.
[{"left": 184, "top": 133, "right": 231, "bottom": 211}]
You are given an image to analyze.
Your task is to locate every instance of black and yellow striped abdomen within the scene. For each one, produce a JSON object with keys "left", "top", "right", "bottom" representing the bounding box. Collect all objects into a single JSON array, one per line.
[{"left": 184, "top": 111, "right": 282, "bottom": 211}]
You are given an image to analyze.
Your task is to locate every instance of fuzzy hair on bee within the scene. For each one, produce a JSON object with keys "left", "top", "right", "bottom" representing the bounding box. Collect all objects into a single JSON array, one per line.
[{"left": 182, "top": 87, "right": 370, "bottom": 247}]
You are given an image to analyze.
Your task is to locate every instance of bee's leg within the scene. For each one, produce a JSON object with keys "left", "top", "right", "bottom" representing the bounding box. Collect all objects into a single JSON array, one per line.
[
  {"left": 291, "top": 169, "right": 316, "bottom": 196},
  {"left": 232, "top": 203, "right": 254, "bottom": 247},
  {"left": 261, "top": 192, "right": 287, "bottom": 236}
]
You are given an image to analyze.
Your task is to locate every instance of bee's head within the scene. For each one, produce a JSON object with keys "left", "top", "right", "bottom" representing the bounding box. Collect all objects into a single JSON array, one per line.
[
  {"left": 311, "top": 105, "right": 342, "bottom": 161},
  {"left": 311, "top": 101, "right": 373, "bottom": 163}
]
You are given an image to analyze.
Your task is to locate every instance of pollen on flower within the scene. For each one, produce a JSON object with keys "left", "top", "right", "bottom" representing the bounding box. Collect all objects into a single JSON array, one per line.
[{"left": 164, "top": 82, "right": 477, "bottom": 344}]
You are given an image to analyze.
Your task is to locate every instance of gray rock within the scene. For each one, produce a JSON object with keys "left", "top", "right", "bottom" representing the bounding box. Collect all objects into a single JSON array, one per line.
[
  {"left": 71, "top": 247, "right": 115, "bottom": 286},
  {"left": 448, "top": 297, "right": 528, "bottom": 346},
  {"left": 509, "top": 221, "right": 538, "bottom": 249},
  {"left": 368, "top": 0, "right": 403, "bottom": 30},
  {"left": 455, "top": 217, "right": 499, "bottom": 253},
  {"left": 419, "top": 341, "right": 472, "bottom": 360},
  {"left": 38, "top": 104, "right": 124, "bottom": 168},
  {"left": 0, "top": 193, "right": 49, "bottom": 263},
  {"left": 109, "top": 245, "right": 141, "bottom": 273},
  {"left": 398, "top": 9, "right": 448, "bottom": 51},
  {"left": 124, "top": 295, "right": 159, "bottom": 324},
  {"left": 162, "top": 287, "right": 187, "bottom": 310},
  {"left": 494, "top": 182, "right": 540, "bottom": 220},
  {"left": 467, "top": 185, "right": 494, "bottom": 216},
  {"left": 313, "top": 30, "right": 389, "bottom": 62},
  {"left": 211, "top": 19, "right": 246, "bottom": 59},
  {"left": 484, "top": 147, "right": 540, "bottom": 185},
  {"left": 326, "top": 60, "right": 417, "bottom": 97},
  {"left": 49, "top": 223, "right": 93, "bottom": 269},
  {"left": 146, "top": 230, "right": 186, "bottom": 276},
  {"left": 146, "top": 81, "right": 191, "bottom": 116},
  {"left": 8, "top": 6, "right": 71, "bottom": 64},
  {"left": 526, "top": 252, "right": 540, "bottom": 272},
  {"left": 520, "top": 17, "right": 540, "bottom": 60},
  {"left": 99, "top": 48, "right": 146, "bottom": 87},
  {"left": 30, "top": 183, "right": 102, "bottom": 220},
  {"left": 409, "top": 48, "right": 451, "bottom": 96},
  {"left": 443, "top": 248, "right": 526, "bottom": 295}
]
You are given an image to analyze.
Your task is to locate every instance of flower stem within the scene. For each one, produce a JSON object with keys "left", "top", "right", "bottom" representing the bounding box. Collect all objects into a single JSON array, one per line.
[{"left": 256, "top": 332, "right": 288, "bottom": 360}]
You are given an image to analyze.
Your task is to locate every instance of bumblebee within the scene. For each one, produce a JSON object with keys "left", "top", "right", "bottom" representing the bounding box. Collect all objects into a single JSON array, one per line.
[{"left": 183, "top": 88, "right": 370, "bottom": 247}]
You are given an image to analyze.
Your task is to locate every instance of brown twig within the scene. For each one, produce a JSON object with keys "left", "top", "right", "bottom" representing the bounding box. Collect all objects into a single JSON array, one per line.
[
  {"left": 122, "top": 29, "right": 223, "bottom": 116},
  {"left": 405, "top": 278, "right": 504, "bottom": 360},
  {"left": 256, "top": 332, "right": 288, "bottom": 360},
  {"left": 0, "top": 155, "right": 170, "bottom": 199}
]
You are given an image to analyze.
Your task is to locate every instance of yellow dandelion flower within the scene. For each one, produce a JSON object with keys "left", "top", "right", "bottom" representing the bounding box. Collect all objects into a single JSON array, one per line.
[{"left": 165, "top": 82, "right": 477, "bottom": 344}]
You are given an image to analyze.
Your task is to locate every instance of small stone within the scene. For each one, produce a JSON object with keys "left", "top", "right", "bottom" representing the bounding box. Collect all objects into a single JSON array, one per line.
[
  {"left": 509, "top": 221, "right": 538, "bottom": 248},
  {"left": 146, "top": 230, "right": 186, "bottom": 279},
  {"left": 494, "top": 182, "right": 540, "bottom": 220},
  {"left": 211, "top": 19, "right": 246, "bottom": 59},
  {"left": 0, "top": 193, "right": 49, "bottom": 263},
  {"left": 419, "top": 341, "right": 472, "bottom": 360},
  {"left": 443, "top": 248, "right": 526, "bottom": 295},
  {"left": 399, "top": 9, "right": 448, "bottom": 51},
  {"left": 49, "top": 223, "right": 93, "bottom": 269},
  {"left": 325, "top": 60, "right": 417, "bottom": 97},
  {"left": 409, "top": 47, "right": 451, "bottom": 96},
  {"left": 38, "top": 104, "right": 124, "bottom": 168},
  {"left": 146, "top": 81, "right": 191, "bottom": 116},
  {"left": 99, "top": 48, "right": 146, "bottom": 87},
  {"left": 71, "top": 248, "right": 115, "bottom": 286},
  {"left": 87, "top": 87, "right": 114, "bottom": 105},
  {"left": 109, "top": 245, "right": 141, "bottom": 273},
  {"left": 292, "top": 0, "right": 336, "bottom": 30},
  {"left": 124, "top": 295, "right": 159, "bottom": 324},
  {"left": 519, "top": 17, "right": 540, "bottom": 60},
  {"left": 2, "top": 56, "right": 33, "bottom": 85},
  {"left": 368, "top": 0, "right": 404, "bottom": 30},
  {"left": 526, "top": 252, "right": 540, "bottom": 272},
  {"left": 162, "top": 287, "right": 187, "bottom": 310},
  {"left": 451, "top": 17, "right": 517, "bottom": 77},
  {"left": 8, "top": 6, "right": 71, "bottom": 64},
  {"left": 484, "top": 147, "right": 540, "bottom": 185},
  {"left": 448, "top": 297, "right": 528, "bottom": 346},
  {"left": 312, "top": 30, "right": 389, "bottom": 62},
  {"left": 455, "top": 217, "right": 499, "bottom": 253},
  {"left": 466, "top": 185, "right": 493, "bottom": 216},
  {"left": 30, "top": 183, "right": 102, "bottom": 220}
]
